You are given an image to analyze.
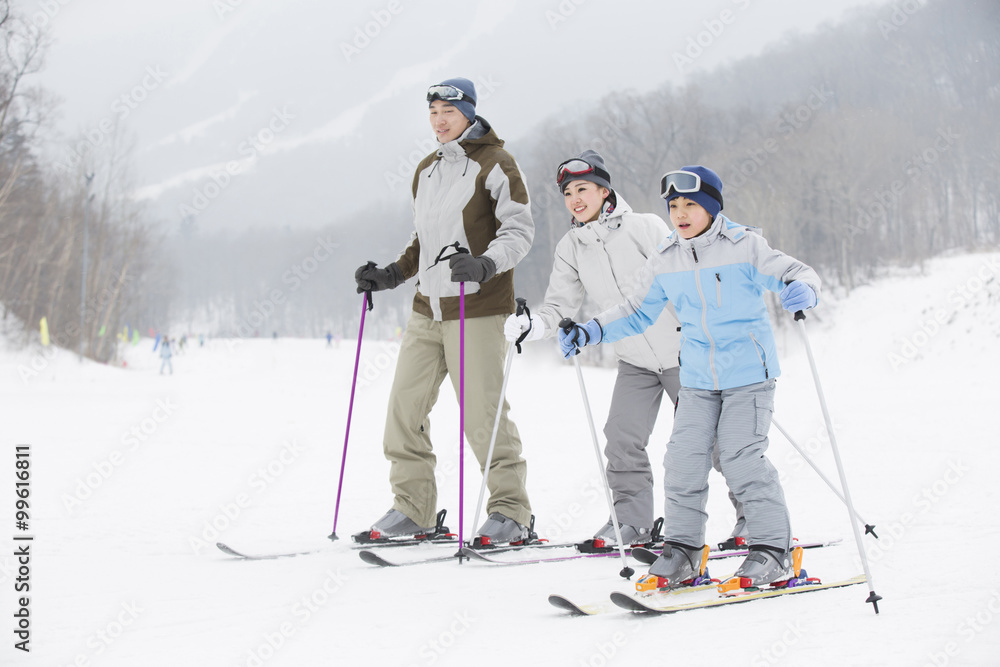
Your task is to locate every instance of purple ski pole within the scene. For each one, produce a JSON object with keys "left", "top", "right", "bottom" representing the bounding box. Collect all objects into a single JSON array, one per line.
[
  {"left": 328, "top": 288, "right": 373, "bottom": 541},
  {"left": 458, "top": 280, "right": 466, "bottom": 558}
]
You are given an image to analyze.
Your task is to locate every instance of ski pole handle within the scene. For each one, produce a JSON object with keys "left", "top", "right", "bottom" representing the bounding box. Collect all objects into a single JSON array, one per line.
[
  {"left": 511, "top": 297, "right": 531, "bottom": 354},
  {"left": 794, "top": 311, "right": 805, "bottom": 321},
  {"left": 558, "top": 317, "right": 575, "bottom": 333}
]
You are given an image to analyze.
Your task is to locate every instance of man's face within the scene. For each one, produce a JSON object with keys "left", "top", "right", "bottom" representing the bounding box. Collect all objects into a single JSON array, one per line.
[{"left": 429, "top": 100, "right": 470, "bottom": 143}]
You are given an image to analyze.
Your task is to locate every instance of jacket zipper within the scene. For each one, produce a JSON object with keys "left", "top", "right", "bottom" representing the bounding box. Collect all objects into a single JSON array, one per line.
[
  {"left": 692, "top": 249, "right": 718, "bottom": 390},
  {"left": 749, "top": 331, "right": 769, "bottom": 379},
  {"left": 715, "top": 272, "right": 721, "bottom": 308}
]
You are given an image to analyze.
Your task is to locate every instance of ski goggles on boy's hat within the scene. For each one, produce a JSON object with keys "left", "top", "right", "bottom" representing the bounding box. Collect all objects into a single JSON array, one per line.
[
  {"left": 659, "top": 169, "right": 724, "bottom": 209},
  {"left": 556, "top": 159, "right": 611, "bottom": 188},
  {"left": 426, "top": 84, "right": 472, "bottom": 103}
]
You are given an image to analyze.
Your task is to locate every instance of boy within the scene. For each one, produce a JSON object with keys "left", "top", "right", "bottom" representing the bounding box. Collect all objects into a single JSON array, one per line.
[
  {"left": 506, "top": 151, "right": 746, "bottom": 549},
  {"left": 559, "top": 166, "right": 820, "bottom": 585}
]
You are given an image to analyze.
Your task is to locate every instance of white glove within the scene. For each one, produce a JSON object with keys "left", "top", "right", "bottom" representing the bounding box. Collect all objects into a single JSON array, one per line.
[{"left": 503, "top": 313, "right": 545, "bottom": 343}]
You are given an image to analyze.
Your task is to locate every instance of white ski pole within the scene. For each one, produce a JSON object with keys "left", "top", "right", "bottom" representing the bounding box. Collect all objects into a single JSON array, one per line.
[
  {"left": 560, "top": 318, "right": 634, "bottom": 580},
  {"left": 793, "top": 310, "right": 881, "bottom": 614},
  {"left": 471, "top": 298, "right": 529, "bottom": 541},
  {"left": 771, "top": 418, "right": 877, "bottom": 538}
]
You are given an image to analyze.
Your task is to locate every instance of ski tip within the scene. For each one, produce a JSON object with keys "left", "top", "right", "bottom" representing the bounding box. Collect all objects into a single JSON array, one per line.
[
  {"left": 548, "top": 595, "right": 596, "bottom": 616},
  {"left": 358, "top": 550, "right": 396, "bottom": 567},
  {"left": 216, "top": 543, "right": 247, "bottom": 558},
  {"left": 609, "top": 591, "right": 655, "bottom": 613}
]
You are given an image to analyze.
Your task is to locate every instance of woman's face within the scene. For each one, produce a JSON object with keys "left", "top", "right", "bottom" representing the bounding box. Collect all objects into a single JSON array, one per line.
[
  {"left": 429, "top": 100, "right": 470, "bottom": 143},
  {"left": 563, "top": 180, "right": 609, "bottom": 224}
]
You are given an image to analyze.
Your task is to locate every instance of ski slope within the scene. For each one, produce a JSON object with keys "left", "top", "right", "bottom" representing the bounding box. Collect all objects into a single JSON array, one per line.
[{"left": 4, "top": 251, "right": 999, "bottom": 666}]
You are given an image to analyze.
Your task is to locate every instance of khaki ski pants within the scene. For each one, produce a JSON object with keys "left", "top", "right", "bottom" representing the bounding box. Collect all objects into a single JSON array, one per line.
[{"left": 383, "top": 311, "right": 531, "bottom": 529}]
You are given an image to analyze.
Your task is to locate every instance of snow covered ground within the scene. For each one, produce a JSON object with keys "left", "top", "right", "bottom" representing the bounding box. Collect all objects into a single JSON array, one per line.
[{"left": 5, "top": 251, "right": 1000, "bottom": 667}]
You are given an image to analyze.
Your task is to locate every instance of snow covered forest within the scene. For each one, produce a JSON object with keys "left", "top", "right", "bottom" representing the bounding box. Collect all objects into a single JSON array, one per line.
[{"left": 0, "top": 0, "right": 998, "bottom": 351}]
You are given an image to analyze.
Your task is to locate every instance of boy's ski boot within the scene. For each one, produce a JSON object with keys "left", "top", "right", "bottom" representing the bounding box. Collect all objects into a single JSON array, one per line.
[
  {"left": 578, "top": 517, "right": 661, "bottom": 553},
  {"left": 719, "top": 546, "right": 817, "bottom": 594},
  {"left": 635, "top": 542, "right": 712, "bottom": 591}
]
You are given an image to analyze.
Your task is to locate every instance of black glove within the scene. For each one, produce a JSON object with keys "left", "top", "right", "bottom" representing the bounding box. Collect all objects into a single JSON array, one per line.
[
  {"left": 355, "top": 262, "right": 404, "bottom": 293},
  {"left": 448, "top": 254, "right": 496, "bottom": 283}
]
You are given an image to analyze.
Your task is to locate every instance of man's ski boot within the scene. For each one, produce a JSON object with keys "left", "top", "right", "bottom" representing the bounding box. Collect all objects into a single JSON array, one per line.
[
  {"left": 635, "top": 543, "right": 716, "bottom": 594},
  {"left": 472, "top": 513, "right": 538, "bottom": 548},
  {"left": 352, "top": 509, "right": 453, "bottom": 544}
]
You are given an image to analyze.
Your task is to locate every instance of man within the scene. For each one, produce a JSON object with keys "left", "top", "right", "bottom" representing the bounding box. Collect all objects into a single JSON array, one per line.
[{"left": 355, "top": 77, "right": 534, "bottom": 544}]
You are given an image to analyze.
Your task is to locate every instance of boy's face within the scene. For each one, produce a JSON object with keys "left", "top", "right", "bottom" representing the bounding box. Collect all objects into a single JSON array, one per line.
[
  {"left": 563, "top": 180, "right": 609, "bottom": 224},
  {"left": 669, "top": 196, "right": 713, "bottom": 239},
  {"left": 429, "top": 100, "right": 471, "bottom": 143}
]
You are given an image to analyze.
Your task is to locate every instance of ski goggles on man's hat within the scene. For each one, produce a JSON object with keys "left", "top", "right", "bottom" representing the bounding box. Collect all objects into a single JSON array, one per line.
[
  {"left": 659, "top": 170, "right": 723, "bottom": 207},
  {"left": 426, "top": 84, "right": 470, "bottom": 103},
  {"left": 556, "top": 159, "right": 611, "bottom": 187}
]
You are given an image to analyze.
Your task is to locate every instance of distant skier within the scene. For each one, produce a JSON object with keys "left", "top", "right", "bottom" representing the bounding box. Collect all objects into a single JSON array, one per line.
[
  {"left": 326, "top": 332, "right": 333, "bottom": 347},
  {"left": 354, "top": 77, "right": 534, "bottom": 544},
  {"left": 505, "top": 151, "right": 746, "bottom": 549},
  {"left": 159, "top": 335, "right": 174, "bottom": 375},
  {"left": 560, "top": 166, "right": 821, "bottom": 586}
]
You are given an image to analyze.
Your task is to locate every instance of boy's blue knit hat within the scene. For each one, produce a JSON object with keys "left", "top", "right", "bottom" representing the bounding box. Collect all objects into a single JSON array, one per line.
[
  {"left": 428, "top": 77, "right": 477, "bottom": 124},
  {"left": 662, "top": 165, "right": 724, "bottom": 220}
]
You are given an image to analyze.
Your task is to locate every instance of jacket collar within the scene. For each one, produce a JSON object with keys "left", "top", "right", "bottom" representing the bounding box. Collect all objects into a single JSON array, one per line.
[
  {"left": 436, "top": 118, "right": 498, "bottom": 161},
  {"left": 660, "top": 214, "right": 749, "bottom": 252}
]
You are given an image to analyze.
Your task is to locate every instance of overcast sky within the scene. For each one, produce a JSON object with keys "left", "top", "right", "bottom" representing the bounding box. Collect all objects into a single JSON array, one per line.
[{"left": 19, "top": 0, "right": 896, "bottom": 231}]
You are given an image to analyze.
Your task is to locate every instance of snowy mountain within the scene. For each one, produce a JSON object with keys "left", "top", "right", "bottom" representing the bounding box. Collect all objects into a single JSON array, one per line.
[{"left": 5, "top": 250, "right": 999, "bottom": 665}]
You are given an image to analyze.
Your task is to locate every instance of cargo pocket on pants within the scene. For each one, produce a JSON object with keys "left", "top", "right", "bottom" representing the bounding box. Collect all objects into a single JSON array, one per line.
[{"left": 754, "top": 392, "right": 774, "bottom": 437}]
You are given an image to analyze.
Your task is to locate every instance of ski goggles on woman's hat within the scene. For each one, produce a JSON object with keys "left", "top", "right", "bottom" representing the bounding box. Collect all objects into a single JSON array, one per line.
[
  {"left": 659, "top": 170, "right": 724, "bottom": 207},
  {"left": 426, "top": 84, "right": 470, "bottom": 103},
  {"left": 556, "top": 159, "right": 611, "bottom": 187}
]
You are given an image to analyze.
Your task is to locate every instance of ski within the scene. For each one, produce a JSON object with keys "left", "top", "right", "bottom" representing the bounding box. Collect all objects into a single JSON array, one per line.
[
  {"left": 474, "top": 538, "right": 840, "bottom": 568},
  {"left": 359, "top": 539, "right": 578, "bottom": 568},
  {"left": 549, "top": 577, "right": 723, "bottom": 616},
  {"left": 216, "top": 542, "right": 337, "bottom": 561},
  {"left": 609, "top": 574, "right": 867, "bottom": 613},
  {"left": 358, "top": 548, "right": 463, "bottom": 567},
  {"left": 547, "top": 594, "right": 614, "bottom": 616},
  {"left": 219, "top": 510, "right": 461, "bottom": 560}
]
